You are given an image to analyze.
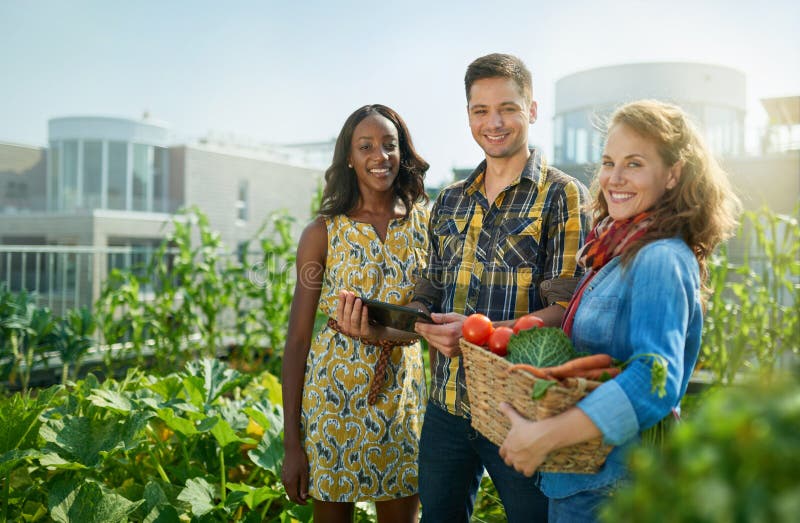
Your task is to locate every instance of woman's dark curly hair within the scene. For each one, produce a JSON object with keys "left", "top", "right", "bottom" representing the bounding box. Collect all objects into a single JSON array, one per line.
[{"left": 318, "top": 104, "right": 429, "bottom": 218}]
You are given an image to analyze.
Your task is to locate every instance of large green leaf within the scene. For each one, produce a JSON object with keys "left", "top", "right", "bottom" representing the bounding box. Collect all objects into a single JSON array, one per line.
[
  {"left": 209, "top": 416, "right": 242, "bottom": 448},
  {"left": 177, "top": 477, "right": 218, "bottom": 517},
  {"left": 40, "top": 411, "right": 149, "bottom": 467},
  {"left": 284, "top": 502, "right": 314, "bottom": 523},
  {"left": 0, "top": 448, "right": 41, "bottom": 477},
  {"left": 145, "top": 374, "right": 186, "bottom": 405},
  {"left": 37, "top": 451, "right": 87, "bottom": 470},
  {"left": 184, "top": 358, "right": 251, "bottom": 406},
  {"left": 226, "top": 482, "right": 282, "bottom": 510},
  {"left": 244, "top": 401, "right": 283, "bottom": 440},
  {"left": 0, "top": 385, "right": 61, "bottom": 453},
  {"left": 155, "top": 407, "right": 198, "bottom": 436},
  {"left": 248, "top": 370, "right": 283, "bottom": 405},
  {"left": 248, "top": 430, "right": 284, "bottom": 476},
  {"left": 140, "top": 481, "right": 181, "bottom": 523},
  {"left": 87, "top": 388, "right": 133, "bottom": 413},
  {"left": 49, "top": 478, "right": 144, "bottom": 523}
]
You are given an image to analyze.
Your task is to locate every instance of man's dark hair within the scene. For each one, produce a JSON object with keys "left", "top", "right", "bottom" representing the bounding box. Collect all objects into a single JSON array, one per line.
[
  {"left": 464, "top": 53, "right": 533, "bottom": 104},
  {"left": 318, "top": 104, "right": 429, "bottom": 218}
]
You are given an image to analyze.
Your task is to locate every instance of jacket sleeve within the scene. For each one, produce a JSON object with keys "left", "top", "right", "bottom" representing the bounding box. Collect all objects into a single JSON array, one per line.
[{"left": 577, "top": 241, "right": 701, "bottom": 445}]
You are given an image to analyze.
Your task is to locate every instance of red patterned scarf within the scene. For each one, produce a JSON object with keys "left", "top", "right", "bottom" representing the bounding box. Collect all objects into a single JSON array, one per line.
[{"left": 561, "top": 212, "right": 653, "bottom": 337}]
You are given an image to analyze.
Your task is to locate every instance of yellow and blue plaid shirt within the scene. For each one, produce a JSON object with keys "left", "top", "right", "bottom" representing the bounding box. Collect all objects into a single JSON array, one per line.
[{"left": 414, "top": 149, "right": 590, "bottom": 417}]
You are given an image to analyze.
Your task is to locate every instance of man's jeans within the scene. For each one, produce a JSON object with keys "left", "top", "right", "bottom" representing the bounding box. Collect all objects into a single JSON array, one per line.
[{"left": 418, "top": 401, "right": 548, "bottom": 522}]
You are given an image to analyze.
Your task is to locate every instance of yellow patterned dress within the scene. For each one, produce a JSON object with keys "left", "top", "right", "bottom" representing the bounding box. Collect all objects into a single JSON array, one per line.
[{"left": 301, "top": 204, "right": 429, "bottom": 502}]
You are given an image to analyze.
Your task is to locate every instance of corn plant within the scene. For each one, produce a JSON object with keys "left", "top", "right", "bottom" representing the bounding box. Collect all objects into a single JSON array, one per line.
[
  {"left": 228, "top": 212, "right": 297, "bottom": 373},
  {"left": 701, "top": 205, "right": 800, "bottom": 384},
  {"left": 96, "top": 206, "right": 299, "bottom": 375}
]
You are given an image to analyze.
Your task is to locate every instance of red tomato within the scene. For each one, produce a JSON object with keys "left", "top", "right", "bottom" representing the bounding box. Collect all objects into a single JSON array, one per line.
[
  {"left": 513, "top": 314, "right": 545, "bottom": 334},
  {"left": 462, "top": 314, "right": 494, "bottom": 345},
  {"left": 488, "top": 327, "right": 514, "bottom": 356}
]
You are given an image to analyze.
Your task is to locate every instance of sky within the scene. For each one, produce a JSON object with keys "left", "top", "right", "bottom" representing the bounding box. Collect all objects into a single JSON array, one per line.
[{"left": 1, "top": 0, "right": 799, "bottom": 186}]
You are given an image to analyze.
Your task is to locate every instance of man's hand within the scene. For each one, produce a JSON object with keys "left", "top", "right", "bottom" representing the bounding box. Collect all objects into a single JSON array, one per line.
[{"left": 414, "top": 312, "right": 466, "bottom": 357}]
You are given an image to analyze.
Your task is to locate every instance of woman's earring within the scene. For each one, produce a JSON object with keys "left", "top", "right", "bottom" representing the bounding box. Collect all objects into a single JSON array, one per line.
[{"left": 348, "top": 163, "right": 353, "bottom": 168}]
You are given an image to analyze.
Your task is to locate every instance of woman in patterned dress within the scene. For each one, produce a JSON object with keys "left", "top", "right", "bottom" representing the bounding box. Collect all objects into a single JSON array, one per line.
[{"left": 281, "top": 104, "right": 430, "bottom": 522}]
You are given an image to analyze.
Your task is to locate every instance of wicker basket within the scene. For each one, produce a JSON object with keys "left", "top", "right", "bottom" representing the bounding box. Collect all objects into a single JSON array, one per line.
[{"left": 460, "top": 338, "right": 613, "bottom": 473}]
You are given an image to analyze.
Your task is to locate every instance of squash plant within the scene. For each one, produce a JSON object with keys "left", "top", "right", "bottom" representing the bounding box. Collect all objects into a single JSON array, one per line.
[{"left": 0, "top": 359, "right": 313, "bottom": 522}]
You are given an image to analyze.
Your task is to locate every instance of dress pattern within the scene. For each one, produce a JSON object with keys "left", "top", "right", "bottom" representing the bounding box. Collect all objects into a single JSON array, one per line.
[{"left": 301, "top": 204, "right": 429, "bottom": 502}]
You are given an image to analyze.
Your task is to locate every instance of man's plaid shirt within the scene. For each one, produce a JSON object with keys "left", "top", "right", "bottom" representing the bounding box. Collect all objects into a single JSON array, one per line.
[{"left": 414, "top": 149, "right": 590, "bottom": 417}]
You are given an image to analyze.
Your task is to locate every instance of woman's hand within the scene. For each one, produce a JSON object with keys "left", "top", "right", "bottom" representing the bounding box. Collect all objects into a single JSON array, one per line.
[
  {"left": 498, "top": 402, "right": 551, "bottom": 477},
  {"left": 336, "top": 290, "right": 381, "bottom": 339},
  {"left": 499, "top": 404, "right": 603, "bottom": 477},
  {"left": 281, "top": 445, "right": 310, "bottom": 505}
]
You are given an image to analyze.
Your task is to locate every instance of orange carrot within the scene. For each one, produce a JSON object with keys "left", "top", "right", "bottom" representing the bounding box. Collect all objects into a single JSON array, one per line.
[
  {"left": 569, "top": 367, "right": 621, "bottom": 380},
  {"left": 542, "top": 354, "right": 614, "bottom": 379},
  {"left": 506, "top": 363, "right": 553, "bottom": 380}
]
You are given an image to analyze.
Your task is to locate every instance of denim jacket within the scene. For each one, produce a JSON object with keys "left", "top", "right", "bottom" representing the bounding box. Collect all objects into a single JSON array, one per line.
[{"left": 541, "top": 238, "right": 702, "bottom": 498}]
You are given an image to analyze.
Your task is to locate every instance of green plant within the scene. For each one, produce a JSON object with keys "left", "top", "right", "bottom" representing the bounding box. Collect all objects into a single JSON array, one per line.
[
  {"left": 1, "top": 289, "right": 58, "bottom": 392},
  {"left": 52, "top": 306, "right": 97, "bottom": 385},
  {"left": 701, "top": 206, "right": 799, "bottom": 383},
  {"left": 471, "top": 475, "right": 506, "bottom": 522},
  {"left": 96, "top": 207, "right": 300, "bottom": 376},
  {"left": 600, "top": 371, "right": 800, "bottom": 522},
  {"left": 0, "top": 384, "right": 63, "bottom": 521},
  {"left": 1, "top": 359, "right": 304, "bottom": 522}
]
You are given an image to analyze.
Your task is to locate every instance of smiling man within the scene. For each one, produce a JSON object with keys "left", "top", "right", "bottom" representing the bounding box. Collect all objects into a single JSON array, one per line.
[{"left": 411, "top": 53, "right": 590, "bottom": 522}]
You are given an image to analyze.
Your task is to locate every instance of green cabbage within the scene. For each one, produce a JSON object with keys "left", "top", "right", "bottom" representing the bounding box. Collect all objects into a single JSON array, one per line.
[{"left": 506, "top": 327, "right": 578, "bottom": 367}]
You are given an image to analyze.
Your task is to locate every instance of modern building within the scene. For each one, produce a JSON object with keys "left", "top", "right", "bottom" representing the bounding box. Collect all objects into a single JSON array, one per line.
[
  {"left": 0, "top": 142, "right": 47, "bottom": 215},
  {"left": 552, "top": 62, "right": 747, "bottom": 186},
  {"left": 1, "top": 116, "right": 328, "bottom": 248},
  {"left": 0, "top": 115, "right": 330, "bottom": 309}
]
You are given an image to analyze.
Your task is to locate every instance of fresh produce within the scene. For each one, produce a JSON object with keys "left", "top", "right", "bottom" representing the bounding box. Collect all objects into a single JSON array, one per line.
[
  {"left": 513, "top": 314, "right": 545, "bottom": 333},
  {"left": 487, "top": 327, "right": 514, "bottom": 356},
  {"left": 506, "top": 363, "right": 552, "bottom": 379},
  {"left": 461, "top": 314, "right": 669, "bottom": 399},
  {"left": 543, "top": 354, "right": 614, "bottom": 379},
  {"left": 462, "top": 313, "right": 494, "bottom": 345},
  {"left": 506, "top": 327, "right": 578, "bottom": 367}
]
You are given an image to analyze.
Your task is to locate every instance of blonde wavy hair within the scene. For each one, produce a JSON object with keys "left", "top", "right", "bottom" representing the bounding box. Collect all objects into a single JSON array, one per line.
[{"left": 590, "top": 100, "right": 741, "bottom": 283}]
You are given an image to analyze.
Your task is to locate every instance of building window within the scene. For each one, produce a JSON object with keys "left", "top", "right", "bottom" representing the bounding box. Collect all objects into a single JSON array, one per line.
[
  {"left": 576, "top": 128, "right": 588, "bottom": 164},
  {"left": 566, "top": 128, "right": 576, "bottom": 163},
  {"left": 62, "top": 140, "right": 79, "bottom": 211},
  {"left": 83, "top": 140, "right": 103, "bottom": 208},
  {"left": 132, "top": 144, "right": 150, "bottom": 211},
  {"left": 47, "top": 141, "right": 60, "bottom": 210},
  {"left": 236, "top": 180, "right": 248, "bottom": 222},
  {"left": 108, "top": 141, "right": 127, "bottom": 210},
  {"left": 153, "top": 147, "right": 168, "bottom": 213}
]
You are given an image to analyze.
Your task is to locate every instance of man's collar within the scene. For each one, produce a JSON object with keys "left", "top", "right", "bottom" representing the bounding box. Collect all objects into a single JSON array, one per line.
[{"left": 463, "top": 147, "right": 544, "bottom": 196}]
